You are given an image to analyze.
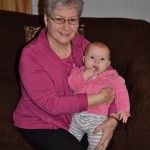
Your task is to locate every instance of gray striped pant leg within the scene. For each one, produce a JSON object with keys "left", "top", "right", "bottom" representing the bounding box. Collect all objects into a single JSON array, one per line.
[
  {"left": 68, "top": 113, "right": 85, "bottom": 141},
  {"left": 87, "top": 115, "right": 107, "bottom": 150},
  {"left": 69, "top": 112, "right": 107, "bottom": 150}
]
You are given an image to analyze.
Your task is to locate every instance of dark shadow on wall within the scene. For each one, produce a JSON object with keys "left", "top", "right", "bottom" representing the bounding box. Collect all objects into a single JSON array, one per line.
[{"left": 38, "top": 0, "right": 44, "bottom": 15}]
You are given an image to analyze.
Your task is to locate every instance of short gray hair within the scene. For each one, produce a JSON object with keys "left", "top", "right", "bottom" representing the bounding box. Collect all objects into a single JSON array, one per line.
[{"left": 44, "top": 0, "right": 84, "bottom": 17}]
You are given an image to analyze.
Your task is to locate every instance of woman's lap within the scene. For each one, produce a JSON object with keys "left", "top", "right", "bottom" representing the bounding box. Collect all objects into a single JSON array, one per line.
[{"left": 17, "top": 128, "right": 85, "bottom": 150}]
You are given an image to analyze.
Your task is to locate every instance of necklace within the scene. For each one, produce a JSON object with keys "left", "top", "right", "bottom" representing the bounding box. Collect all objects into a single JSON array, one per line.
[
  {"left": 57, "top": 46, "right": 71, "bottom": 59},
  {"left": 51, "top": 42, "right": 71, "bottom": 59}
]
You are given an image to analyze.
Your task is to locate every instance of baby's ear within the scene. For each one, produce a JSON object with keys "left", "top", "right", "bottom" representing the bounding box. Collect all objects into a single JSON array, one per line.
[
  {"left": 108, "top": 60, "right": 111, "bottom": 66},
  {"left": 82, "top": 56, "right": 85, "bottom": 63}
]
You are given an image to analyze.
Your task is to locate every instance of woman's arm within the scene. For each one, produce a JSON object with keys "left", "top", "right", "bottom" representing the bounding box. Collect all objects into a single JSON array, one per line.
[{"left": 88, "top": 87, "right": 115, "bottom": 107}]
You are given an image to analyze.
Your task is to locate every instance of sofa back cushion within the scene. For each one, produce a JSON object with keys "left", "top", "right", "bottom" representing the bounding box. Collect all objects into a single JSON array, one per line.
[
  {"left": 0, "top": 10, "right": 44, "bottom": 121},
  {"left": 0, "top": 10, "right": 44, "bottom": 82}
]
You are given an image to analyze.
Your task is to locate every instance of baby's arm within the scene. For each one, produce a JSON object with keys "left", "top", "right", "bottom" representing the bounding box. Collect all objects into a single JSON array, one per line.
[
  {"left": 83, "top": 67, "right": 99, "bottom": 80},
  {"left": 110, "top": 72, "right": 130, "bottom": 122}
]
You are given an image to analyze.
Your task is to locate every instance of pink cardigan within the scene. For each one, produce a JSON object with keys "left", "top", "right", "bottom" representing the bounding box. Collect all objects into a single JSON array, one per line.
[
  {"left": 68, "top": 66, "right": 130, "bottom": 116},
  {"left": 13, "top": 29, "right": 89, "bottom": 130}
]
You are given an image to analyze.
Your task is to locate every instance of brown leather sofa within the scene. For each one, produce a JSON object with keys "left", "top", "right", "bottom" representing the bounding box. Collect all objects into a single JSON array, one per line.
[{"left": 0, "top": 10, "right": 150, "bottom": 150}]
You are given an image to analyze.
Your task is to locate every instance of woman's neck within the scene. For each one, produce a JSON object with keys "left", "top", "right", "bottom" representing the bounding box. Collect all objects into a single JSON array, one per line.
[
  {"left": 47, "top": 34, "right": 71, "bottom": 59},
  {"left": 52, "top": 43, "right": 71, "bottom": 59}
]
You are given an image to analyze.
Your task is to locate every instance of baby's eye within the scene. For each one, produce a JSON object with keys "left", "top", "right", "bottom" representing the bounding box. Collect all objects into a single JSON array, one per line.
[
  {"left": 100, "top": 58, "right": 105, "bottom": 61},
  {"left": 90, "top": 56, "right": 95, "bottom": 59}
]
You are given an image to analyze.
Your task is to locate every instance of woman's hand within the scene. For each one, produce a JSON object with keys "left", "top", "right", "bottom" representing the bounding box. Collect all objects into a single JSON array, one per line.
[
  {"left": 99, "top": 87, "right": 115, "bottom": 104},
  {"left": 93, "top": 117, "right": 118, "bottom": 150},
  {"left": 88, "top": 87, "right": 115, "bottom": 107}
]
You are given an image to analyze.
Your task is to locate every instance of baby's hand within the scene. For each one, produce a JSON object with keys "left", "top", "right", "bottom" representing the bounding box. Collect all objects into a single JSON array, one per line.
[
  {"left": 116, "top": 111, "right": 128, "bottom": 123},
  {"left": 83, "top": 68, "right": 96, "bottom": 80}
]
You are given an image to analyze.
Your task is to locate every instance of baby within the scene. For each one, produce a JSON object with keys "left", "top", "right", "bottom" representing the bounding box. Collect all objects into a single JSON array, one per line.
[{"left": 68, "top": 42, "right": 130, "bottom": 150}]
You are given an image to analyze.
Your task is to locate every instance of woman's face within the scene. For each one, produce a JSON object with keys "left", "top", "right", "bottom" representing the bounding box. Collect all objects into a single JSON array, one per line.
[{"left": 44, "top": 6, "right": 79, "bottom": 46}]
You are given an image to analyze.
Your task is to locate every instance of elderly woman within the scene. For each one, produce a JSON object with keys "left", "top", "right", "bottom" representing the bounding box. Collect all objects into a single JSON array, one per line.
[{"left": 13, "top": 0, "right": 118, "bottom": 150}]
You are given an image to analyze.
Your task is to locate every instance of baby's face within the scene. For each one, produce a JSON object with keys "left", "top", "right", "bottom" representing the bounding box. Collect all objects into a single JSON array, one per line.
[{"left": 83, "top": 44, "right": 111, "bottom": 75}]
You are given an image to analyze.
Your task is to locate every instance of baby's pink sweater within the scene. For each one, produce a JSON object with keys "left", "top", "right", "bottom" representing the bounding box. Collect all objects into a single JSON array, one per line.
[{"left": 68, "top": 66, "right": 130, "bottom": 116}]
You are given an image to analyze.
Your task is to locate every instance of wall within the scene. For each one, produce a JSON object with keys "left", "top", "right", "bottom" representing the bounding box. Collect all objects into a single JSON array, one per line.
[
  {"left": 32, "top": 0, "right": 39, "bottom": 14},
  {"left": 32, "top": 0, "right": 150, "bottom": 22}
]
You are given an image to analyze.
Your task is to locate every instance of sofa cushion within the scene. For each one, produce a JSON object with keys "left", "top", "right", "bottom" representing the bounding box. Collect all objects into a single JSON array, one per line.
[
  {"left": 0, "top": 120, "right": 33, "bottom": 150},
  {"left": 0, "top": 82, "right": 20, "bottom": 121},
  {"left": 0, "top": 10, "right": 44, "bottom": 83},
  {"left": 24, "top": 26, "right": 42, "bottom": 42}
]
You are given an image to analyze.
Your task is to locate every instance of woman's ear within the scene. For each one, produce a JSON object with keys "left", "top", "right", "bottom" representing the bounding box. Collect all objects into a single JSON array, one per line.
[{"left": 44, "top": 13, "right": 48, "bottom": 27}]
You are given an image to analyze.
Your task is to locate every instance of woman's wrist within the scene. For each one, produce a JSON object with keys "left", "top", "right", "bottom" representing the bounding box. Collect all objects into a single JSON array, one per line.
[
  {"left": 88, "top": 93, "right": 102, "bottom": 107},
  {"left": 109, "top": 115, "right": 119, "bottom": 123}
]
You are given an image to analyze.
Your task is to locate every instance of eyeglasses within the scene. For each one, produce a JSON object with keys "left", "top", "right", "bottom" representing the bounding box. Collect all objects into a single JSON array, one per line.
[{"left": 49, "top": 16, "right": 79, "bottom": 25}]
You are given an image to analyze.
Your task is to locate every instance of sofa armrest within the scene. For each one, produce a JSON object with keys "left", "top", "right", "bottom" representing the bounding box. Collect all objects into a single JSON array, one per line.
[{"left": 113, "top": 40, "right": 150, "bottom": 150}]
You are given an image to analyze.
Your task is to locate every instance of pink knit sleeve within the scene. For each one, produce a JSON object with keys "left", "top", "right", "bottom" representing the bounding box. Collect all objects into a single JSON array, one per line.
[
  {"left": 111, "top": 75, "right": 130, "bottom": 116},
  {"left": 108, "top": 102, "right": 117, "bottom": 114}
]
